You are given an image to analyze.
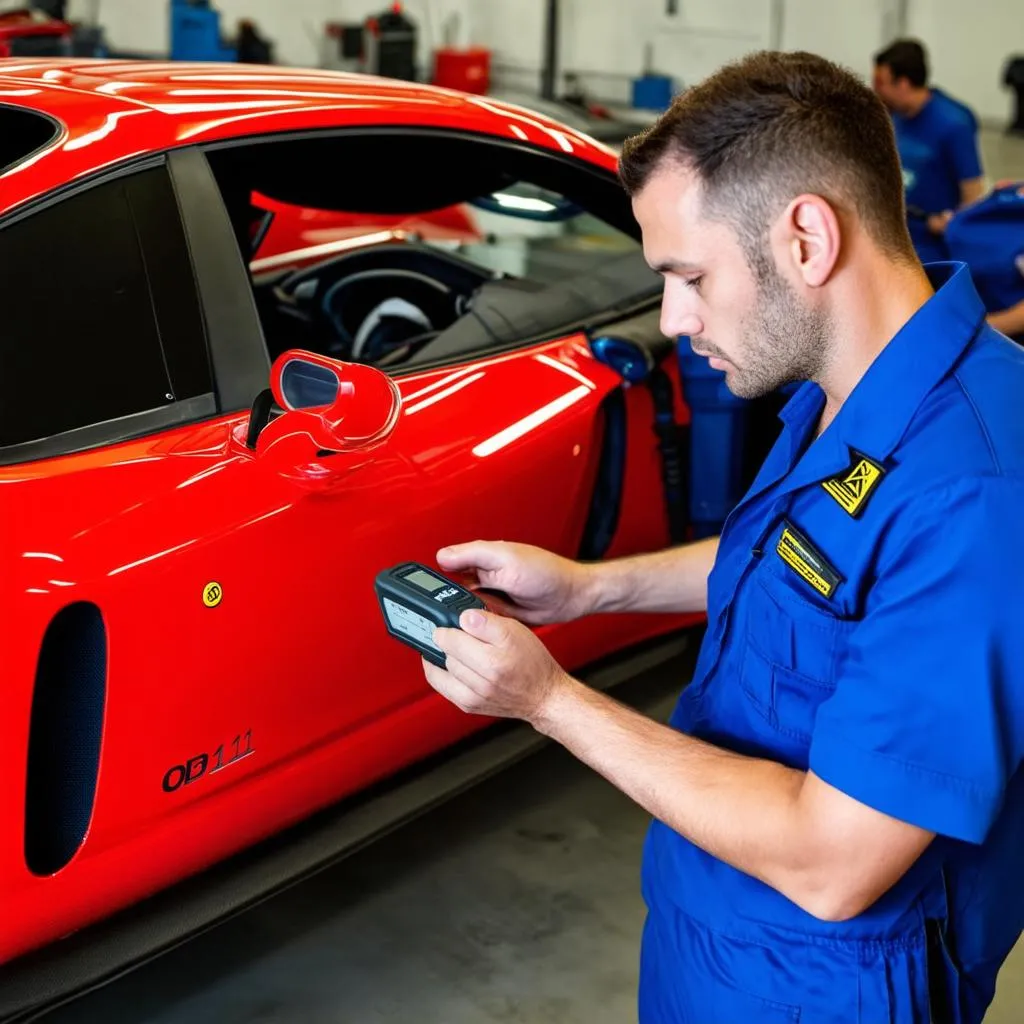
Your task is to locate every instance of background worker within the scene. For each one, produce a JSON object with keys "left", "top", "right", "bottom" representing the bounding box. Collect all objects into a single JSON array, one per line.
[
  {"left": 946, "top": 180, "right": 1024, "bottom": 342},
  {"left": 873, "top": 39, "right": 985, "bottom": 262}
]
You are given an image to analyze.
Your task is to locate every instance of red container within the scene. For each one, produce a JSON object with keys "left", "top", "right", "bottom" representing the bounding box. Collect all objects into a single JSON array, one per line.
[{"left": 433, "top": 46, "right": 491, "bottom": 95}]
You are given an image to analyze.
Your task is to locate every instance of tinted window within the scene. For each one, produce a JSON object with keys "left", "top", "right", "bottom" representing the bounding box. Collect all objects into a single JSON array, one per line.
[
  {"left": 0, "top": 167, "right": 208, "bottom": 448},
  {"left": 0, "top": 104, "right": 60, "bottom": 175}
]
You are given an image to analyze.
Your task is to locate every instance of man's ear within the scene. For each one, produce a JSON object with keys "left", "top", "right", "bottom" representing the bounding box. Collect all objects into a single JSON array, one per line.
[{"left": 776, "top": 194, "right": 841, "bottom": 289}]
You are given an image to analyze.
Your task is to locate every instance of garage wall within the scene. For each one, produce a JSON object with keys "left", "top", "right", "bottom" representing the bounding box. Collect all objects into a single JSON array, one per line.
[
  {"left": 778, "top": 0, "right": 901, "bottom": 79},
  {"left": 464, "top": 0, "right": 779, "bottom": 102},
  {"left": 68, "top": 0, "right": 1023, "bottom": 122},
  {"left": 67, "top": 0, "right": 476, "bottom": 66},
  {"left": 907, "top": 0, "right": 1024, "bottom": 124}
]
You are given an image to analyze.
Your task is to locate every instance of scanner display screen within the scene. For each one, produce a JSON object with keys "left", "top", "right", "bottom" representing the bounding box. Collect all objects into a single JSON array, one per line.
[{"left": 403, "top": 568, "right": 447, "bottom": 593}]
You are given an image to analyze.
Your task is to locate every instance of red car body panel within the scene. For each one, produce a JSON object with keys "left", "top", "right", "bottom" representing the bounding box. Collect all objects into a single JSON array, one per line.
[{"left": 0, "top": 59, "right": 698, "bottom": 967}]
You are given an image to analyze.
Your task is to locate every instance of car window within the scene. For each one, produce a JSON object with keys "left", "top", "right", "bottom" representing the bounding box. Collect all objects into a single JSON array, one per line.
[
  {"left": 204, "top": 130, "right": 656, "bottom": 373},
  {"left": 432, "top": 181, "right": 639, "bottom": 283},
  {"left": 252, "top": 181, "right": 639, "bottom": 285},
  {"left": 0, "top": 165, "right": 211, "bottom": 451},
  {"left": 0, "top": 104, "right": 60, "bottom": 175}
]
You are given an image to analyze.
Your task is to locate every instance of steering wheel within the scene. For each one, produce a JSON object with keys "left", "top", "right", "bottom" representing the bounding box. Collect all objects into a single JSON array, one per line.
[
  {"left": 320, "top": 269, "right": 457, "bottom": 362},
  {"left": 271, "top": 242, "right": 495, "bottom": 365}
]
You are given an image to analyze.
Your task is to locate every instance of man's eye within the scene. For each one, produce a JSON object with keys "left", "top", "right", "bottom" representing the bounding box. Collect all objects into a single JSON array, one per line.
[{"left": 684, "top": 275, "right": 704, "bottom": 291}]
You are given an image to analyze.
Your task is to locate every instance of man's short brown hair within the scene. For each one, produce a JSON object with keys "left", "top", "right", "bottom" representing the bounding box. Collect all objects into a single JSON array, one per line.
[
  {"left": 875, "top": 39, "right": 929, "bottom": 89},
  {"left": 619, "top": 51, "right": 915, "bottom": 266}
]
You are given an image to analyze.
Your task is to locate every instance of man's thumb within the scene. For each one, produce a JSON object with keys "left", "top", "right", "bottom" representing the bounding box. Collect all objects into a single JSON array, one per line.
[{"left": 460, "top": 607, "right": 501, "bottom": 639}]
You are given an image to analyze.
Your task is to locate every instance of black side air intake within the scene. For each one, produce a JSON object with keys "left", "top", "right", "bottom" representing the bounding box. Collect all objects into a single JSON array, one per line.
[{"left": 25, "top": 602, "right": 107, "bottom": 876}]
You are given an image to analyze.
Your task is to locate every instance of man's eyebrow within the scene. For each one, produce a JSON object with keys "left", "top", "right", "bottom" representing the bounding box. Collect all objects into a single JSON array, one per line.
[{"left": 650, "top": 259, "right": 703, "bottom": 274}]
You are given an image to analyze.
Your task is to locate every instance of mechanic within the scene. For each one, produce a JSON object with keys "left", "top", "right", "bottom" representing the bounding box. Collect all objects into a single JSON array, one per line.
[
  {"left": 420, "top": 50, "right": 1024, "bottom": 1023},
  {"left": 945, "top": 180, "right": 1024, "bottom": 343},
  {"left": 873, "top": 39, "right": 985, "bottom": 264}
]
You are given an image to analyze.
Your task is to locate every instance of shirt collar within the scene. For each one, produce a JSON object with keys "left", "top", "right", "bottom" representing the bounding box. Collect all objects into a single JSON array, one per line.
[{"left": 778, "top": 262, "right": 985, "bottom": 466}]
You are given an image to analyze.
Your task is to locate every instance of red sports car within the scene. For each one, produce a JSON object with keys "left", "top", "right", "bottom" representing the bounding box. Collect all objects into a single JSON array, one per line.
[{"left": 0, "top": 59, "right": 700, "bottom": 1015}]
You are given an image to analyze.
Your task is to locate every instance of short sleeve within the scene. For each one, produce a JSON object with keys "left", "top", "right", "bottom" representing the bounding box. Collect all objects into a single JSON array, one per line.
[
  {"left": 946, "top": 118, "right": 983, "bottom": 185},
  {"left": 809, "top": 478, "right": 1024, "bottom": 844}
]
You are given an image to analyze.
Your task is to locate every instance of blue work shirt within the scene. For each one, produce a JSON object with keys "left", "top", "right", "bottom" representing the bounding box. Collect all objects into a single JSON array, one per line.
[
  {"left": 639, "top": 263, "right": 1024, "bottom": 1023},
  {"left": 893, "top": 88, "right": 983, "bottom": 263},
  {"left": 946, "top": 183, "right": 1024, "bottom": 342}
]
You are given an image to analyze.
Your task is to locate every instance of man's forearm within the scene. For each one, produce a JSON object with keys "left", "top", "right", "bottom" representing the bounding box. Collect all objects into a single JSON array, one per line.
[
  {"left": 584, "top": 537, "right": 718, "bottom": 616},
  {"left": 958, "top": 176, "right": 985, "bottom": 208},
  {"left": 535, "top": 677, "right": 840, "bottom": 916}
]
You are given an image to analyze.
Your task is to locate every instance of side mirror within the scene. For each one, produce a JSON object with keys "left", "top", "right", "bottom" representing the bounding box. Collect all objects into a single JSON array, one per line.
[{"left": 247, "top": 350, "right": 401, "bottom": 485}]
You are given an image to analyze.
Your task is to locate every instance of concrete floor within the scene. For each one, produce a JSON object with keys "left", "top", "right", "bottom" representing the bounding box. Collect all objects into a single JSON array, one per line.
[{"left": 41, "top": 129, "right": 1024, "bottom": 1024}]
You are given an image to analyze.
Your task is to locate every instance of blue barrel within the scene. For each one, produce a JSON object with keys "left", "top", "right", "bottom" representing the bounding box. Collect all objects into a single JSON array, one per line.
[
  {"left": 170, "top": 0, "right": 237, "bottom": 62},
  {"left": 677, "top": 341, "right": 749, "bottom": 538},
  {"left": 632, "top": 74, "right": 675, "bottom": 111}
]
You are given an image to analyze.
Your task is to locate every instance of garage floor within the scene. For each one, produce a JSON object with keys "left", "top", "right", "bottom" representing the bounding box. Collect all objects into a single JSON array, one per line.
[{"left": 42, "top": 128, "right": 1024, "bottom": 1024}]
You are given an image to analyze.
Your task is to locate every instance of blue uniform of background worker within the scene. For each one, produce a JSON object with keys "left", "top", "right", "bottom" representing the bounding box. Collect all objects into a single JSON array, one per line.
[
  {"left": 946, "top": 181, "right": 1024, "bottom": 342},
  {"left": 420, "top": 52, "right": 1024, "bottom": 1022},
  {"left": 873, "top": 39, "right": 985, "bottom": 263}
]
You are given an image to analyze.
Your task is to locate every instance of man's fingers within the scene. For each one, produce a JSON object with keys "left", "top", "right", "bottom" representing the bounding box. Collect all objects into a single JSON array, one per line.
[
  {"left": 459, "top": 608, "right": 512, "bottom": 644},
  {"left": 436, "top": 541, "right": 506, "bottom": 575},
  {"left": 433, "top": 621, "right": 499, "bottom": 679},
  {"left": 422, "top": 658, "right": 489, "bottom": 714},
  {"left": 433, "top": 611, "right": 523, "bottom": 680},
  {"left": 472, "top": 589, "right": 546, "bottom": 625}
]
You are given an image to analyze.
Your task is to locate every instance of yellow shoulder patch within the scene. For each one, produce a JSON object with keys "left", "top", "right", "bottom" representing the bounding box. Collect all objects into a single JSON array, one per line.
[{"left": 822, "top": 454, "right": 885, "bottom": 517}]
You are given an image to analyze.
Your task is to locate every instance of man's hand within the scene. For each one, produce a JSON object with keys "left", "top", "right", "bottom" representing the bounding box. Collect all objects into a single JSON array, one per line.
[
  {"left": 436, "top": 541, "right": 596, "bottom": 625},
  {"left": 422, "top": 608, "right": 576, "bottom": 725},
  {"left": 926, "top": 209, "right": 954, "bottom": 235}
]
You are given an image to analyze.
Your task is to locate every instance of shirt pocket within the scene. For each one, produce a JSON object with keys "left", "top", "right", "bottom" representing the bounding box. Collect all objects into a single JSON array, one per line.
[{"left": 739, "top": 560, "right": 856, "bottom": 751}]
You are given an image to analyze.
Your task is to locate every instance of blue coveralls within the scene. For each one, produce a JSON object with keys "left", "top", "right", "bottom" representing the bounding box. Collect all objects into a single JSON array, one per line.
[
  {"left": 892, "top": 89, "right": 983, "bottom": 263},
  {"left": 945, "top": 183, "right": 1024, "bottom": 344},
  {"left": 639, "top": 264, "right": 1024, "bottom": 1023}
]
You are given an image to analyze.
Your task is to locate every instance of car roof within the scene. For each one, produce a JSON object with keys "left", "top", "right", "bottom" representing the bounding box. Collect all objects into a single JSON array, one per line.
[{"left": 0, "top": 59, "right": 620, "bottom": 214}]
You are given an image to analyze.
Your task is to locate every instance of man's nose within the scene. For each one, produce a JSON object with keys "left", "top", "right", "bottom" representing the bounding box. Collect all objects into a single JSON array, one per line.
[{"left": 661, "top": 288, "right": 704, "bottom": 339}]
